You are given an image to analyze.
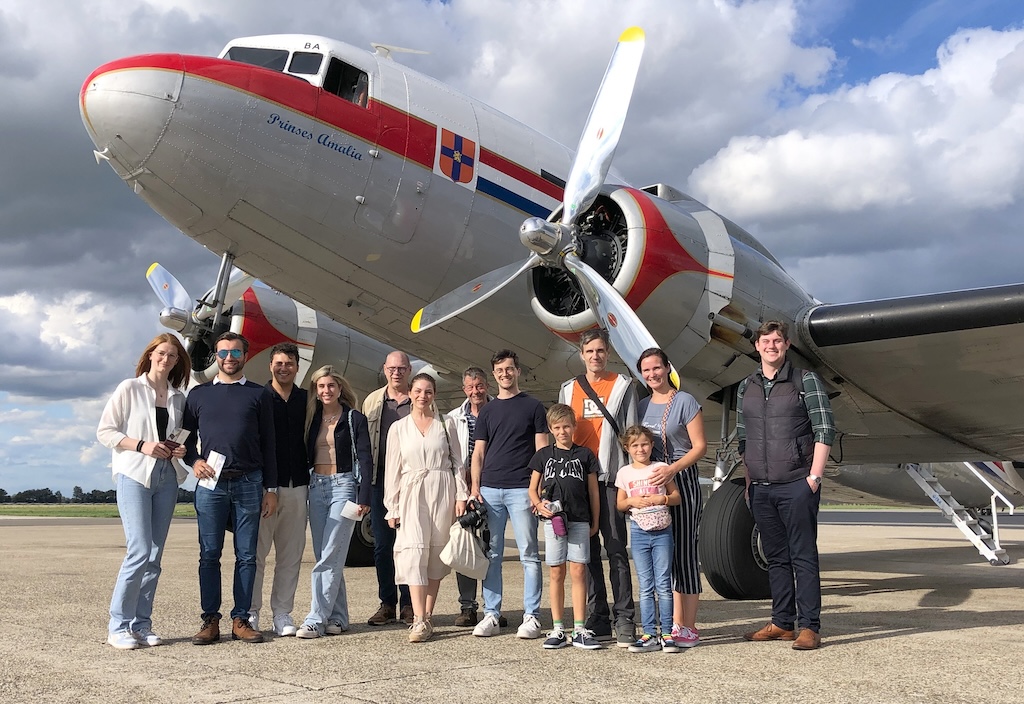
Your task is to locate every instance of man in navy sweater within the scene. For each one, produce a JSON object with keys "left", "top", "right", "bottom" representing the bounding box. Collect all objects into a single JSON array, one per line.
[{"left": 183, "top": 332, "right": 278, "bottom": 645}]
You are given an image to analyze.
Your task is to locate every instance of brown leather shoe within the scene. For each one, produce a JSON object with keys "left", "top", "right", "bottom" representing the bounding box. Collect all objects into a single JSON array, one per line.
[
  {"left": 792, "top": 628, "right": 821, "bottom": 650},
  {"left": 367, "top": 603, "right": 396, "bottom": 626},
  {"left": 400, "top": 604, "right": 415, "bottom": 625},
  {"left": 231, "top": 617, "right": 264, "bottom": 643},
  {"left": 191, "top": 616, "right": 220, "bottom": 645},
  {"left": 743, "top": 622, "right": 796, "bottom": 641},
  {"left": 455, "top": 609, "right": 479, "bottom": 627}
]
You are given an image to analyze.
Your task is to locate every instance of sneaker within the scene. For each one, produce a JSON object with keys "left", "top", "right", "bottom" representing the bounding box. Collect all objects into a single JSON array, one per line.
[
  {"left": 274, "top": 614, "right": 298, "bottom": 637},
  {"left": 584, "top": 617, "right": 614, "bottom": 641},
  {"left": 661, "top": 633, "right": 681, "bottom": 653},
  {"left": 248, "top": 610, "right": 259, "bottom": 632},
  {"left": 542, "top": 628, "right": 568, "bottom": 649},
  {"left": 455, "top": 608, "right": 479, "bottom": 627},
  {"left": 107, "top": 629, "right": 139, "bottom": 650},
  {"left": 675, "top": 626, "right": 700, "bottom": 648},
  {"left": 571, "top": 627, "right": 603, "bottom": 650},
  {"left": 408, "top": 620, "right": 431, "bottom": 643},
  {"left": 367, "top": 603, "right": 396, "bottom": 626},
  {"left": 191, "top": 616, "right": 220, "bottom": 645},
  {"left": 615, "top": 623, "right": 636, "bottom": 648},
  {"left": 133, "top": 628, "right": 163, "bottom": 647},
  {"left": 295, "top": 624, "right": 321, "bottom": 639},
  {"left": 473, "top": 613, "right": 501, "bottom": 637},
  {"left": 325, "top": 619, "right": 347, "bottom": 635},
  {"left": 628, "top": 634, "right": 661, "bottom": 653},
  {"left": 516, "top": 614, "right": 543, "bottom": 639},
  {"left": 400, "top": 604, "right": 416, "bottom": 625},
  {"left": 231, "top": 617, "right": 264, "bottom": 643}
]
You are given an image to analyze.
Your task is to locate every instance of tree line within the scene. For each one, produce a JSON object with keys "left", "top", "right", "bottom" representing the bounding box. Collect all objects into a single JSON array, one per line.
[{"left": 0, "top": 487, "right": 195, "bottom": 504}]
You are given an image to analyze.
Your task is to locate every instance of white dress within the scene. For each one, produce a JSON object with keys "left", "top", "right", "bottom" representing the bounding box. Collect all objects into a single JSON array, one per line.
[{"left": 384, "top": 415, "right": 469, "bottom": 585}]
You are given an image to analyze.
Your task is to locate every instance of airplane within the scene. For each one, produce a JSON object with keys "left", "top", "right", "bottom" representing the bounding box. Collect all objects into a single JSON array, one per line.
[{"left": 80, "top": 28, "right": 1024, "bottom": 600}]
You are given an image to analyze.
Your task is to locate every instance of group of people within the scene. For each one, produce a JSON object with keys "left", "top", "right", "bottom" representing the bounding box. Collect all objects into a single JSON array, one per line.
[{"left": 97, "top": 319, "right": 834, "bottom": 653}]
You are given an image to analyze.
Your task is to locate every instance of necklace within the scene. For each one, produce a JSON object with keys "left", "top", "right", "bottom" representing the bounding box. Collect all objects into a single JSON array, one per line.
[{"left": 323, "top": 410, "right": 341, "bottom": 425}]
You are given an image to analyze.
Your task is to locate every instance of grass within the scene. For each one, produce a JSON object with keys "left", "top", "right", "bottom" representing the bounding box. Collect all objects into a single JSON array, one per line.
[{"left": 0, "top": 504, "right": 197, "bottom": 518}]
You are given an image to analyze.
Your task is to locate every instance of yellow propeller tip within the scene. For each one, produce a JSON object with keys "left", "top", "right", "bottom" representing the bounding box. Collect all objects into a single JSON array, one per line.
[
  {"left": 670, "top": 370, "right": 680, "bottom": 390},
  {"left": 411, "top": 309, "right": 423, "bottom": 333},
  {"left": 620, "top": 26, "right": 645, "bottom": 43},
  {"left": 146, "top": 262, "right": 159, "bottom": 277}
]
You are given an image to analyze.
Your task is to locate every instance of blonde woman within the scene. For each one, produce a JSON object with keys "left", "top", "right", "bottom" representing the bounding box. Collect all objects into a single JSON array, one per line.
[
  {"left": 295, "top": 366, "right": 372, "bottom": 639},
  {"left": 97, "top": 333, "right": 191, "bottom": 650},
  {"left": 384, "top": 373, "right": 469, "bottom": 642}
]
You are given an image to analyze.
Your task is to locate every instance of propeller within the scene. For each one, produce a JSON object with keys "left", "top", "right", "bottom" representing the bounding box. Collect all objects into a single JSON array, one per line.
[
  {"left": 145, "top": 261, "right": 255, "bottom": 339},
  {"left": 146, "top": 262, "right": 192, "bottom": 311},
  {"left": 412, "top": 27, "right": 673, "bottom": 383}
]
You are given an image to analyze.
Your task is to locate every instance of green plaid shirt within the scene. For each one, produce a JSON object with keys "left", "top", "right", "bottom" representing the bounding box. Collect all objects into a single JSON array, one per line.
[{"left": 736, "top": 361, "right": 836, "bottom": 455}]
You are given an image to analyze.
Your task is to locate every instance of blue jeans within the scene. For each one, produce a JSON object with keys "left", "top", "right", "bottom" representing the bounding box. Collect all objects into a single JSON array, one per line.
[
  {"left": 480, "top": 486, "right": 542, "bottom": 618},
  {"left": 195, "top": 471, "right": 263, "bottom": 620},
  {"left": 370, "top": 480, "right": 410, "bottom": 608},
  {"left": 304, "top": 473, "right": 357, "bottom": 632},
  {"left": 108, "top": 461, "right": 178, "bottom": 633},
  {"left": 630, "top": 524, "right": 673, "bottom": 636}
]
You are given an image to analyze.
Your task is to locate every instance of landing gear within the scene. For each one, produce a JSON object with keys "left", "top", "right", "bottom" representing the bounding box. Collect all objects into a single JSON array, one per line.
[
  {"left": 700, "top": 479, "right": 770, "bottom": 600},
  {"left": 346, "top": 514, "right": 375, "bottom": 567}
]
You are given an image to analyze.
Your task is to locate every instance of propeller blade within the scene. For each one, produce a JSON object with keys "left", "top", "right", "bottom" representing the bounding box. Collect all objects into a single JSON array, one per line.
[
  {"left": 146, "top": 262, "right": 192, "bottom": 311},
  {"left": 563, "top": 251, "right": 679, "bottom": 389},
  {"left": 561, "top": 26, "right": 645, "bottom": 227},
  {"left": 412, "top": 254, "right": 542, "bottom": 333},
  {"left": 195, "top": 267, "right": 257, "bottom": 321}
]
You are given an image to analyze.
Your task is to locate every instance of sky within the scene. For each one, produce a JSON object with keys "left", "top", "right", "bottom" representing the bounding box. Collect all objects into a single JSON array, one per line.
[{"left": 1, "top": 0, "right": 1022, "bottom": 495}]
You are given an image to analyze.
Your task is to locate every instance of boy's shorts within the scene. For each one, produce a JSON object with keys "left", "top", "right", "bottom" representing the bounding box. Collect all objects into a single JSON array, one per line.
[{"left": 543, "top": 519, "right": 591, "bottom": 566}]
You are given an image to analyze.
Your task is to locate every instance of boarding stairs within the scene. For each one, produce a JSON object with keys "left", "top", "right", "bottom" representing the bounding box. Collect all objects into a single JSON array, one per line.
[{"left": 904, "top": 463, "right": 1013, "bottom": 565}]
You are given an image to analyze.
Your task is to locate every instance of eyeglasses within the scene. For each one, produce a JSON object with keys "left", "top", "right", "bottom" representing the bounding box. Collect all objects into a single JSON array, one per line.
[
  {"left": 216, "top": 349, "right": 244, "bottom": 360},
  {"left": 385, "top": 366, "right": 409, "bottom": 375}
]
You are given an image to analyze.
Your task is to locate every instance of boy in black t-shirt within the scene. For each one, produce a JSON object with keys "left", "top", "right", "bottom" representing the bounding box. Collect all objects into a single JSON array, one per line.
[{"left": 528, "top": 404, "right": 600, "bottom": 650}]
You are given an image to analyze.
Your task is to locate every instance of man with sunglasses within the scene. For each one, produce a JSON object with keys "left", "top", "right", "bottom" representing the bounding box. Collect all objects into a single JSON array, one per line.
[
  {"left": 183, "top": 332, "right": 278, "bottom": 645},
  {"left": 361, "top": 350, "right": 414, "bottom": 626}
]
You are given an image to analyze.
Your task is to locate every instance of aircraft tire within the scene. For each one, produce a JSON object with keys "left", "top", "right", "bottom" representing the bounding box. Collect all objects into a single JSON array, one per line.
[
  {"left": 345, "top": 514, "right": 375, "bottom": 567},
  {"left": 699, "top": 478, "right": 770, "bottom": 600}
]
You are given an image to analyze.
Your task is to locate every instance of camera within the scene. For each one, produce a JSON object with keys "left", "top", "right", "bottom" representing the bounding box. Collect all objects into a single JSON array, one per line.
[{"left": 459, "top": 501, "right": 486, "bottom": 530}]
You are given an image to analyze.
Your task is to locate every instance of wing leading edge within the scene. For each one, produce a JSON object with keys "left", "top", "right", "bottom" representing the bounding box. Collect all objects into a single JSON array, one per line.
[{"left": 799, "top": 283, "right": 1024, "bottom": 461}]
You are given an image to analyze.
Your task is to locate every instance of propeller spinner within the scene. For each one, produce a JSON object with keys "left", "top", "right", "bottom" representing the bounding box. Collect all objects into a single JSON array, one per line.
[{"left": 411, "top": 27, "right": 675, "bottom": 385}]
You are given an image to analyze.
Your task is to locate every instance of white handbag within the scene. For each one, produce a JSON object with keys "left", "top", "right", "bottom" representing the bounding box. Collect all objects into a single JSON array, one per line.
[{"left": 440, "top": 521, "right": 490, "bottom": 580}]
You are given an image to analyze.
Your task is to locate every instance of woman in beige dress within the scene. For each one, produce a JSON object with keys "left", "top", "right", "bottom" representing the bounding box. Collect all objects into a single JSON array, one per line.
[{"left": 384, "top": 373, "right": 469, "bottom": 642}]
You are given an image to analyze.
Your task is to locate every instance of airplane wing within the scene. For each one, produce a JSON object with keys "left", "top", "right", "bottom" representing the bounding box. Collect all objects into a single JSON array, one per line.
[{"left": 796, "top": 283, "right": 1024, "bottom": 462}]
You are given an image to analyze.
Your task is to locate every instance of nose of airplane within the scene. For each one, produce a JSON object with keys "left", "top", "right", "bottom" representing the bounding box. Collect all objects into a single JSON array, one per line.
[{"left": 80, "top": 55, "right": 186, "bottom": 177}]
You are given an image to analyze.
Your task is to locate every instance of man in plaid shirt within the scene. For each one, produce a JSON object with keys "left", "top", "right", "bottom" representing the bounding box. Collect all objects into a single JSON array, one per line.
[{"left": 735, "top": 320, "right": 835, "bottom": 651}]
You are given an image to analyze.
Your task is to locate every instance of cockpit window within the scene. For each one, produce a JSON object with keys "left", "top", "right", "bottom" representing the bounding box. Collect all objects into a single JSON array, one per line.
[
  {"left": 288, "top": 52, "right": 323, "bottom": 75},
  {"left": 224, "top": 46, "right": 289, "bottom": 72},
  {"left": 324, "top": 58, "right": 369, "bottom": 108}
]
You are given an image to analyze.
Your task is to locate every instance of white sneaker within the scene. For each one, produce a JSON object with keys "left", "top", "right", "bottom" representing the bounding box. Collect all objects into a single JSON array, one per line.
[
  {"left": 133, "top": 628, "right": 163, "bottom": 647},
  {"left": 295, "top": 624, "right": 320, "bottom": 639},
  {"left": 274, "top": 614, "right": 298, "bottom": 637},
  {"left": 248, "top": 610, "right": 260, "bottom": 632},
  {"left": 517, "top": 614, "right": 542, "bottom": 639},
  {"left": 325, "top": 619, "right": 346, "bottom": 635},
  {"left": 473, "top": 613, "right": 501, "bottom": 637},
  {"left": 107, "top": 630, "right": 139, "bottom": 650}
]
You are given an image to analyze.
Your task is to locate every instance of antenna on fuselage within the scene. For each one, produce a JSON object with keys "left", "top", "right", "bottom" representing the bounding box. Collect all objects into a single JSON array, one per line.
[{"left": 371, "top": 43, "right": 429, "bottom": 60}]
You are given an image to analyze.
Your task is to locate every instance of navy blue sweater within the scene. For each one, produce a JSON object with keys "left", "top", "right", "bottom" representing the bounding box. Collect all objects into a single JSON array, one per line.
[{"left": 183, "top": 380, "right": 278, "bottom": 489}]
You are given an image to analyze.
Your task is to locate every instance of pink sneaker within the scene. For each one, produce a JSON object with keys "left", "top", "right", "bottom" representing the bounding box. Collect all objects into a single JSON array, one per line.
[{"left": 675, "top": 626, "right": 700, "bottom": 648}]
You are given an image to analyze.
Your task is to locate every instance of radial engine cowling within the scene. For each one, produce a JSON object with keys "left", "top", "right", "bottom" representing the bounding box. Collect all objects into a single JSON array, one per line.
[{"left": 528, "top": 186, "right": 736, "bottom": 361}]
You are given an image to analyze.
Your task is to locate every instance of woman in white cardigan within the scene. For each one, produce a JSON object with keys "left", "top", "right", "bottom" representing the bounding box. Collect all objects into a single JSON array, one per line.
[
  {"left": 96, "top": 333, "right": 191, "bottom": 650},
  {"left": 385, "top": 373, "right": 469, "bottom": 642}
]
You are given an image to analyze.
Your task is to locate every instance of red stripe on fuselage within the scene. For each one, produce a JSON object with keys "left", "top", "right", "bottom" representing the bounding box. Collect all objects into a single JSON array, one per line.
[
  {"left": 84, "top": 54, "right": 558, "bottom": 195},
  {"left": 480, "top": 148, "right": 563, "bottom": 201}
]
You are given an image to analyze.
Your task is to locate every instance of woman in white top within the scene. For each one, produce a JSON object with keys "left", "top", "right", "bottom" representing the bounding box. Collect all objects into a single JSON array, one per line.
[
  {"left": 96, "top": 333, "right": 191, "bottom": 650},
  {"left": 385, "top": 373, "right": 469, "bottom": 642}
]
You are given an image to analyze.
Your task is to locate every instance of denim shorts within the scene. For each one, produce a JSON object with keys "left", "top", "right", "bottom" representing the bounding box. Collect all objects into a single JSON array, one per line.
[{"left": 543, "top": 519, "right": 590, "bottom": 566}]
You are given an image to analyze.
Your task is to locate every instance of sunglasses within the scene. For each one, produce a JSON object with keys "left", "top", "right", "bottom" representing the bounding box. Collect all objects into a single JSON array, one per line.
[{"left": 216, "top": 349, "right": 244, "bottom": 360}]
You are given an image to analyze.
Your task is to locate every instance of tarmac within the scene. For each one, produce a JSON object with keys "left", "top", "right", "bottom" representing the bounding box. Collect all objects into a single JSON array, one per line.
[{"left": 0, "top": 512, "right": 1021, "bottom": 704}]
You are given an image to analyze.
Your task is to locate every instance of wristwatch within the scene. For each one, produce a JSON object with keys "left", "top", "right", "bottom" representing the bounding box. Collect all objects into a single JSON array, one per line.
[
  {"left": 808, "top": 475, "right": 822, "bottom": 486},
  {"left": 266, "top": 487, "right": 278, "bottom": 494}
]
